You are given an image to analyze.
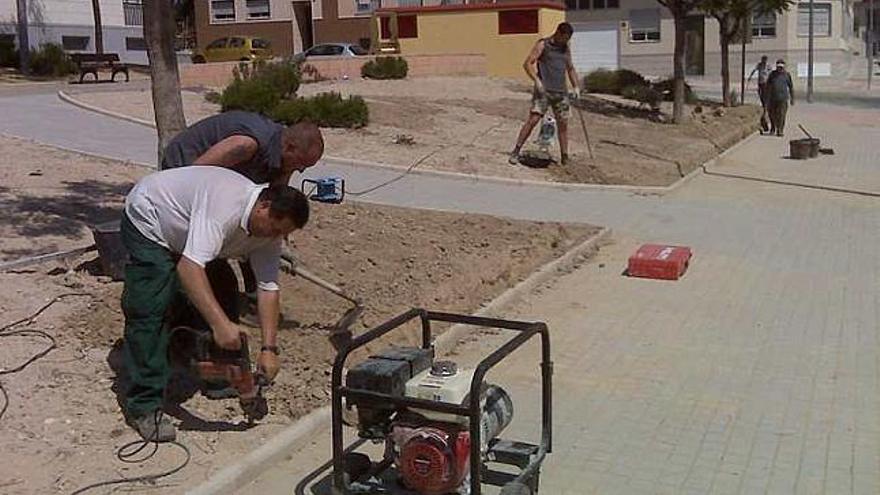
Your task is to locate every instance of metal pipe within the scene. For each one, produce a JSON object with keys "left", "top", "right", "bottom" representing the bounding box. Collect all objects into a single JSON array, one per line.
[
  {"left": 870, "top": 0, "right": 875, "bottom": 90},
  {"left": 808, "top": 0, "right": 815, "bottom": 102}
]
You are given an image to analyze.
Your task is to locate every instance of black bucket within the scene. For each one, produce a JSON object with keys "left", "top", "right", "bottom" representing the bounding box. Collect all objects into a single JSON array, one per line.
[
  {"left": 91, "top": 219, "right": 128, "bottom": 281},
  {"left": 806, "top": 138, "right": 820, "bottom": 158},
  {"left": 789, "top": 139, "right": 815, "bottom": 160}
]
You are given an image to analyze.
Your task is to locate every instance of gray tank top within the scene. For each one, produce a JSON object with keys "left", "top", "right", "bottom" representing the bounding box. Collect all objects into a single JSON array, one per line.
[{"left": 537, "top": 38, "right": 569, "bottom": 94}]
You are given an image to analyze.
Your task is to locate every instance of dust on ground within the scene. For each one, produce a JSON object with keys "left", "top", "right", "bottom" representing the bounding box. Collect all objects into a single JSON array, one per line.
[
  {"left": 0, "top": 135, "right": 598, "bottom": 494},
  {"left": 67, "top": 76, "right": 761, "bottom": 187}
]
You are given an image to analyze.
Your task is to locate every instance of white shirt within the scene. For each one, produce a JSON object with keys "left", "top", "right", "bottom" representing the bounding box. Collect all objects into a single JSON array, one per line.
[{"left": 125, "top": 166, "right": 282, "bottom": 291}]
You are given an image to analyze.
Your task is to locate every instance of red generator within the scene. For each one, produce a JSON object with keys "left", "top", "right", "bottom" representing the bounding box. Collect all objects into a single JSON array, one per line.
[{"left": 627, "top": 244, "right": 693, "bottom": 281}]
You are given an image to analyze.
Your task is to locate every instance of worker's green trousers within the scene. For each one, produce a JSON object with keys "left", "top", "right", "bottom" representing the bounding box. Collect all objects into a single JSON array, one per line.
[{"left": 120, "top": 213, "right": 180, "bottom": 419}]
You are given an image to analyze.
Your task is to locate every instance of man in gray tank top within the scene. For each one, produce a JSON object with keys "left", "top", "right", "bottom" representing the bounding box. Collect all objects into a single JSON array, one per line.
[{"left": 509, "top": 22, "right": 581, "bottom": 166}]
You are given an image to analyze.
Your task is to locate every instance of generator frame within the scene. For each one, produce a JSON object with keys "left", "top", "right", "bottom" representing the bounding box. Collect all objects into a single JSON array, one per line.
[{"left": 331, "top": 308, "right": 553, "bottom": 495}]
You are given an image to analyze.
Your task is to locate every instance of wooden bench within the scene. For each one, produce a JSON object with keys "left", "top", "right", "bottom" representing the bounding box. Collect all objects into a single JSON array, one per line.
[{"left": 69, "top": 53, "right": 130, "bottom": 83}]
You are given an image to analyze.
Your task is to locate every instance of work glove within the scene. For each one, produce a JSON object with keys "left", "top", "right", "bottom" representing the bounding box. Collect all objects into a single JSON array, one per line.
[{"left": 258, "top": 349, "right": 280, "bottom": 382}]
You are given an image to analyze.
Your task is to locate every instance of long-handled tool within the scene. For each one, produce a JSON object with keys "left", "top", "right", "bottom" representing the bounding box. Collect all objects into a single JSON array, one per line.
[
  {"left": 279, "top": 250, "right": 364, "bottom": 350},
  {"left": 574, "top": 102, "right": 595, "bottom": 160}
]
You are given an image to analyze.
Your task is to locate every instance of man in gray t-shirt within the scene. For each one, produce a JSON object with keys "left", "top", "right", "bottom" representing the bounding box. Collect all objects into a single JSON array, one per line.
[
  {"left": 162, "top": 111, "right": 324, "bottom": 302},
  {"left": 161, "top": 110, "right": 324, "bottom": 186},
  {"left": 509, "top": 22, "right": 581, "bottom": 166}
]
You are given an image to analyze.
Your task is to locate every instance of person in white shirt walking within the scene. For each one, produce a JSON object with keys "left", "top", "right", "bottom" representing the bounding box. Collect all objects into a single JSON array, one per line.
[
  {"left": 120, "top": 166, "right": 309, "bottom": 442},
  {"left": 748, "top": 55, "right": 772, "bottom": 133}
]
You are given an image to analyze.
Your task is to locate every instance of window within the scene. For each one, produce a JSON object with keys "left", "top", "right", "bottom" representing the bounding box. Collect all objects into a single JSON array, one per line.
[
  {"left": 123, "top": 0, "right": 143, "bottom": 26},
  {"left": 350, "top": 45, "right": 368, "bottom": 55},
  {"left": 752, "top": 12, "right": 776, "bottom": 37},
  {"left": 251, "top": 38, "right": 271, "bottom": 49},
  {"left": 125, "top": 37, "right": 147, "bottom": 51},
  {"left": 307, "top": 44, "right": 344, "bottom": 56},
  {"left": 591, "top": 0, "right": 618, "bottom": 8},
  {"left": 62, "top": 36, "right": 90, "bottom": 51},
  {"left": 797, "top": 3, "right": 831, "bottom": 37},
  {"left": 630, "top": 9, "right": 661, "bottom": 42},
  {"left": 397, "top": 0, "right": 422, "bottom": 6},
  {"left": 498, "top": 10, "right": 539, "bottom": 35},
  {"left": 246, "top": 0, "right": 270, "bottom": 19},
  {"left": 380, "top": 15, "right": 419, "bottom": 39},
  {"left": 356, "top": 0, "right": 381, "bottom": 14},
  {"left": 229, "top": 37, "right": 245, "bottom": 48},
  {"left": 207, "top": 38, "right": 228, "bottom": 49},
  {"left": 211, "top": 0, "right": 235, "bottom": 21}
]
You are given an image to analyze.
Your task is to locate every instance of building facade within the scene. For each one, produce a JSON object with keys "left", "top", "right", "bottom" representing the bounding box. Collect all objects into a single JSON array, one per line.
[
  {"left": 565, "top": 0, "right": 860, "bottom": 80},
  {"left": 0, "top": 0, "right": 147, "bottom": 64}
]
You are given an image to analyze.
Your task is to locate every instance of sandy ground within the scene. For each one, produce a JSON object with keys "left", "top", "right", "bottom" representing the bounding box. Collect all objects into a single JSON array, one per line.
[
  {"left": 0, "top": 135, "right": 598, "bottom": 494},
  {"left": 68, "top": 76, "right": 761, "bottom": 187}
]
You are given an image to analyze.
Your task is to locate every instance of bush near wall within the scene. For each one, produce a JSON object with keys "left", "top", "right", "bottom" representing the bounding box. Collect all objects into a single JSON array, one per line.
[
  {"left": 270, "top": 92, "right": 369, "bottom": 128},
  {"left": 583, "top": 69, "right": 648, "bottom": 95},
  {"left": 28, "top": 43, "right": 76, "bottom": 77},
  {"left": 361, "top": 56, "right": 408, "bottom": 80},
  {"left": 217, "top": 61, "right": 368, "bottom": 128}
]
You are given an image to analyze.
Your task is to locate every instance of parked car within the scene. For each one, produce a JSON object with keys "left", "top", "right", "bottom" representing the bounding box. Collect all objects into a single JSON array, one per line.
[
  {"left": 291, "top": 43, "right": 368, "bottom": 63},
  {"left": 192, "top": 36, "right": 273, "bottom": 63}
]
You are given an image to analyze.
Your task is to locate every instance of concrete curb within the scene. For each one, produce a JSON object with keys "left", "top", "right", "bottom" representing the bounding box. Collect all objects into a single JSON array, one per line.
[
  {"left": 184, "top": 226, "right": 611, "bottom": 495},
  {"left": 58, "top": 89, "right": 157, "bottom": 129},
  {"left": 0, "top": 131, "right": 153, "bottom": 169},
  {"left": 55, "top": 89, "right": 754, "bottom": 196}
]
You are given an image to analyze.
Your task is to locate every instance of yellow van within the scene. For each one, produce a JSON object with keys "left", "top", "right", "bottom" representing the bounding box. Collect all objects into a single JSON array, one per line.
[{"left": 192, "top": 36, "right": 273, "bottom": 63}]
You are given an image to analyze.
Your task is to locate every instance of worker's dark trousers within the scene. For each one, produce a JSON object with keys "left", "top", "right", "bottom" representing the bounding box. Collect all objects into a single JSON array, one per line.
[
  {"left": 120, "top": 215, "right": 240, "bottom": 418},
  {"left": 757, "top": 83, "right": 769, "bottom": 132},
  {"left": 120, "top": 213, "right": 180, "bottom": 418},
  {"left": 768, "top": 100, "right": 789, "bottom": 134}
]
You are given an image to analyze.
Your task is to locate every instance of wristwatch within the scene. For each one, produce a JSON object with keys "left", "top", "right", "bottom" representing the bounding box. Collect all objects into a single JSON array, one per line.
[{"left": 261, "top": 345, "right": 280, "bottom": 355}]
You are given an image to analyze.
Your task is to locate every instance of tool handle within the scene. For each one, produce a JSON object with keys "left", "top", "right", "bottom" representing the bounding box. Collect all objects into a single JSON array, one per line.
[{"left": 798, "top": 124, "right": 814, "bottom": 140}]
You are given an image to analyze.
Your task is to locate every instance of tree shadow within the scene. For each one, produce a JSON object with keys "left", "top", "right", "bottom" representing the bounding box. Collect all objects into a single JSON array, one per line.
[{"left": 0, "top": 179, "right": 133, "bottom": 255}]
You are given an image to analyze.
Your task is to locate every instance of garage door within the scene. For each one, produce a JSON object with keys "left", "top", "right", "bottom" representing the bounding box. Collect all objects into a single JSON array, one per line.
[{"left": 570, "top": 22, "right": 618, "bottom": 73}]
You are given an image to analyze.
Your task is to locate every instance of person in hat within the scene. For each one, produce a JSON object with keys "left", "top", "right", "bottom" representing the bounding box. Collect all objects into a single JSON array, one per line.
[{"left": 765, "top": 59, "right": 795, "bottom": 137}]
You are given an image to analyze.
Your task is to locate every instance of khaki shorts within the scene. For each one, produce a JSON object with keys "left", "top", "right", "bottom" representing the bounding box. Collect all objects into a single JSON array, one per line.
[{"left": 530, "top": 91, "right": 570, "bottom": 120}]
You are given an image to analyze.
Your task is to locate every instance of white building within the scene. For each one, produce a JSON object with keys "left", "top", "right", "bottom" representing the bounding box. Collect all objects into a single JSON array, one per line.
[{"left": 0, "top": 0, "right": 147, "bottom": 65}]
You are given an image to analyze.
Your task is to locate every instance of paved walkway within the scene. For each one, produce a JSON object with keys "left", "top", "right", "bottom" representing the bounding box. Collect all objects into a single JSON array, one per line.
[{"left": 1, "top": 91, "right": 879, "bottom": 494}]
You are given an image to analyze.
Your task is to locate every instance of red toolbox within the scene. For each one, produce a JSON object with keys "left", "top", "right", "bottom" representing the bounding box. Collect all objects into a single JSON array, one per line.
[{"left": 627, "top": 244, "right": 692, "bottom": 280}]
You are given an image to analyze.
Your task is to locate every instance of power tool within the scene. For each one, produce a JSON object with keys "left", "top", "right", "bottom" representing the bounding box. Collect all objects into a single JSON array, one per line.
[
  {"left": 302, "top": 177, "right": 345, "bottom": 204},
  {"left": 169, "top": 326, "right": 269, "bottom": 424},
  {"left": 321, "top": 309, "right": 552, "bottom": 495}
]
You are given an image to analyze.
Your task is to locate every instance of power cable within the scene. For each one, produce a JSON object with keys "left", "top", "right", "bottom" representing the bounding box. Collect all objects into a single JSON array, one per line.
[{"left": 0, "top": 293, "right": 90, "bottom": 421}]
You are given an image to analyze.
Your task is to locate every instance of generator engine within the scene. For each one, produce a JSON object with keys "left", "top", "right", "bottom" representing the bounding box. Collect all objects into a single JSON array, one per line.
[{"left": 345, "top": 348, "right": 514, "bottom": 495}]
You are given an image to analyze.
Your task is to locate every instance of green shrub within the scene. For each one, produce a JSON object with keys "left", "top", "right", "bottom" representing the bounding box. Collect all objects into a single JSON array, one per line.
[
  {"left": 28, "top": 43, "right": 76, "bottom": 77},
  {"left": 621, "top": 84, "right": 661, "bottom": 110},
  {"left": 0, "top": 40, "right": 18, "bottom": 68},
  {"left": 270, "top": 92, "right": 368, "bottom": 128},
  {"left": 652, "top": 78, "right": 697, "bottom": 103},
  {"left": 361, "top": 56, "right": 408, "bottom": 80},
  {"left": 251, "top": 60, "right": 301, "bottom": 99},
  {"left": 219, "top": 77, "right": 280, "bottom": 114},
  {"left": 583, "top": 68, "right": 648, "bottom": 95}
]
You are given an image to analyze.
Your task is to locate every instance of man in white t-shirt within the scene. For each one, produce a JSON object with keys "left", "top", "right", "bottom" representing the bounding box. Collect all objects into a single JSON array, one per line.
[{"left": 120, "top": 166, "right": 309, "bottom": 441}]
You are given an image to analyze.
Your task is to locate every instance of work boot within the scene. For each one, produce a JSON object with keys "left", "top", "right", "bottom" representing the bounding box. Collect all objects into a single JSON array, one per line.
[
  {"left": 130, "top": 410, "right": 176, "bottom": 442},
  {"left": 508, "top": 151, "right": 520, "bottom": 165}
]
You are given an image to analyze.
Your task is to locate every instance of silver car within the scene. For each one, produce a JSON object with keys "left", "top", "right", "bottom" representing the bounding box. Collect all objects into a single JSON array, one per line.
[{"left": 292, "top": 43, "right": 368, "bottom": 63}]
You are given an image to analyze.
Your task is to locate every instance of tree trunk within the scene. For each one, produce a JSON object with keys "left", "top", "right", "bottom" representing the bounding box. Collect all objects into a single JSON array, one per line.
[
  {"left": 143, "top": 0, "right": 186, "bottom": 166},
  {"left": 719, "top": 17, "right": 731, "bottom": 107},
  {"left": 91, "top": 0, "right": 104, "bottom": 54},
  {"left": 672, "top": 13, "right": 687, "bottom": 123},
  {"left": 16, "top": 0, "right": 29, "bottom": 73}
]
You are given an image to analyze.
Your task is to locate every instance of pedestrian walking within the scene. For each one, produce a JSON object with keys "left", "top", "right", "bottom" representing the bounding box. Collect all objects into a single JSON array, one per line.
[
  {"left": 748, "top": 55, "right": 771, "bottom": 133},
  {"left": 766, "top": 59, "right": 795, "bottom": 137}
]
